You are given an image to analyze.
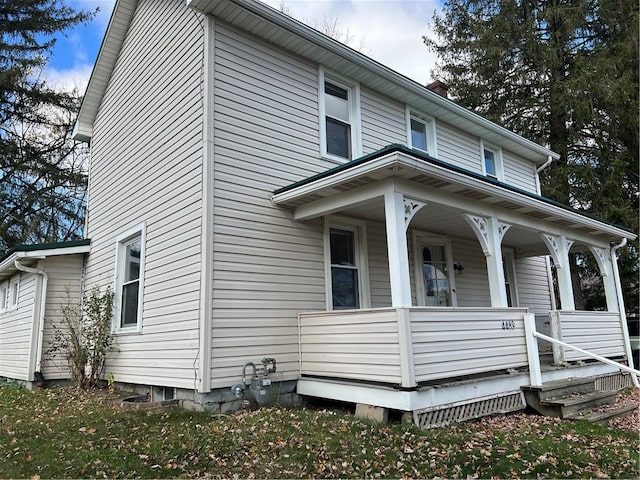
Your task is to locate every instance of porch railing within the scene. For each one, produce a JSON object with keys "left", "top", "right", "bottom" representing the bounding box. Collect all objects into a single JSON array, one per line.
[
  {"left": 548, "top": 311, "right": 626, "bottom": 363},
  {"left": 526, "top": 327, "right": 640, "bottom": 388},
  {"left": 298, "top": 307, "right": 532, "bottom": 388}
]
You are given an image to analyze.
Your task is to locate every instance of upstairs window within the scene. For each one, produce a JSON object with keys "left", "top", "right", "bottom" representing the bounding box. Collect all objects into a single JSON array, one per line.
[
  {"left": 325, "top": 82, "right": 351, "bottom": 159},
  {"left": 481, "top": 141, "right": 503, "bottom": 180},
  {"left": 406, "top": 108, "right": 437, "bottom": 156},
  {"left": 320, "top": 69, "right": 361, "bottom": 161},
  {"left": 115, "top": 225, "right": 145, "bottom": 331}
]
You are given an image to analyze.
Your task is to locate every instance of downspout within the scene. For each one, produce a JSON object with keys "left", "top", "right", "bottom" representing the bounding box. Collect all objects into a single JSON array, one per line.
[
  {"left": 14, "top": 258, "right": 48, "bottom": 378},
  {"left": 610, "top": 238, "right": 639, "bottom": 387},
  {"left": 535, "top": 155, "right": 554, "bottom": 195}
]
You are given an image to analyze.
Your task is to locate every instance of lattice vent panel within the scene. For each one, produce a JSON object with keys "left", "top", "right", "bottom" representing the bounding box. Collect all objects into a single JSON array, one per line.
[
  {"left": 595, "top": 373, "right": 633, "bottom": 392},
  {"left": 413, "top": 392, "right": 525, "bottom": 429}
]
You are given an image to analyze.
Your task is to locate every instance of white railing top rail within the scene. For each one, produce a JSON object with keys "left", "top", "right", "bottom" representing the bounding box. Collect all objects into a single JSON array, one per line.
[{"left": 533, "top": 330, "right": 640, "bottom": 380}]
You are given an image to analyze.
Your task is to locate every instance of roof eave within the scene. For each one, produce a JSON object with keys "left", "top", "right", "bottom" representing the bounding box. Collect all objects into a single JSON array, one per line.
[
  {"left": 188, "top": 0, "right": 558, "bottom": 164},
  {"left": 72, "top": 0, "right": 137, "bottom": 142}
]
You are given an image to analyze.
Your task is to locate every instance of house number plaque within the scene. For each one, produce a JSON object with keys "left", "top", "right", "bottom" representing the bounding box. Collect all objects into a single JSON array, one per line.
[{"left": 501, "top": 320, "right": 516, "bottom": 331}]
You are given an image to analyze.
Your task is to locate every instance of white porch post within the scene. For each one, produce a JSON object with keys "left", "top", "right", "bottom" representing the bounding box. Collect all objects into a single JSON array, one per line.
[
  {"left": 588, "top": 246, "right": 618, "bottom": 312},
  {"left": 384, "top": 191, "right": 413, "bottom": 307},
  {"left": 462, "top": 214, "right": 511, "bottom": 307},
  {"left": 541, "top": 234, "right": 575, "bottom": 310}
]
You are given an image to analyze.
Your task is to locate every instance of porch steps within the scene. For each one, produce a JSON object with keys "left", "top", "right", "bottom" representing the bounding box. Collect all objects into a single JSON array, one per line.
[{"left": 521, "top": 376, "right": 637, "bottom": 423}]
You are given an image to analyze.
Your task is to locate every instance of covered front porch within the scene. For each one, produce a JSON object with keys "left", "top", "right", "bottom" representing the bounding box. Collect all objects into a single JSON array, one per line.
[{"left": 272, "top": 145, "right": 637, "bottom": 415}]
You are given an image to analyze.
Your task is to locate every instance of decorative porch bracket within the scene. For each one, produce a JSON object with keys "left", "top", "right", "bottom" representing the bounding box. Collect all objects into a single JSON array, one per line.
[
  {"left": 403, "top": 198, "right": 426, "bottom": 231},
  {"left": 540, "top": 234, "right": 575, "bottom": 310},
  {"left": 462, "top": 214, "right": 511, "bottom": 307},
  {"left": 588, "top": 246, "right": 618, "bottom": 312}
]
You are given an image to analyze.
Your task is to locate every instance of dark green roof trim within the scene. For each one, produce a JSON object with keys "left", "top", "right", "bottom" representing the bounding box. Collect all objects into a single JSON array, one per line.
[
  {"left": 273, "top": 144, "right": 634, "bottom": 235},
  {"left": 0, "top": 239, "right": 91, "bottom": 264}
]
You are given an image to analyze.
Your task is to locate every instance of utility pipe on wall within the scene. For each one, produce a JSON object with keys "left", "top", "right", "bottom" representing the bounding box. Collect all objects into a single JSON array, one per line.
[{"left": 14, "top": 258, "right": 48, "bottom": 376}]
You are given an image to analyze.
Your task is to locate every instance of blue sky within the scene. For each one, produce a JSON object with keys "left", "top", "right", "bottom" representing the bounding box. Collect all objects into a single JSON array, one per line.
[{"left": 46, "top": 0, "right": 441, "bottom": 92}]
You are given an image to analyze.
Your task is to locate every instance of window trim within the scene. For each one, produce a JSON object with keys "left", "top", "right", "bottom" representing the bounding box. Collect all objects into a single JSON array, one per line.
[
  {"left": 113, "top": 224, "right": 146, "bottom": 333},
  {"left": 8, "top": 276, "right": 19, "bottom": 310},
  {"left": 480, "top": 141, "right": 504, "bottom": 181},
  {"left": 412, "top": 231, "right": 457, "bottom": 307},
  {"left": 319, "top": 68, "right": 362, "bottom": 163},
  {"left": 405, "top": 106, "right": 437, "bottom": 157},
  {"left": 0, "top": 281, "right": 8, "bottom": 312},
  {"left": 323, "top": 215, "right": 370, "bottom": 310}
]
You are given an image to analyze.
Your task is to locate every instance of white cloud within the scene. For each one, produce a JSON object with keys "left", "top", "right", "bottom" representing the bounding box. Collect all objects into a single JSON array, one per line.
[
  {"left": 45, "top": 1, "right": 116, "bottom": 93},
  {"left": 45, "top": 64, "right": 94, "bottom": 94},
  {"left": 262, "top": 0, "right": 441, "bottom": 85}
]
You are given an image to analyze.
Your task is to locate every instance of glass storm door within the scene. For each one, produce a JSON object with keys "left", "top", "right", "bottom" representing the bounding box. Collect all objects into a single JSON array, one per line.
[{"left": 421, "top": 243, "right": 453, "bottom": 306}]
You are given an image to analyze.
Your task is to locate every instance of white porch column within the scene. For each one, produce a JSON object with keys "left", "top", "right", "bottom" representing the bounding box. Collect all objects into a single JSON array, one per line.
[
  {"left": 462, "top": 214, "right": 511, "bottom": 307},
  {"left": 588, "top": 246, "right": 619, "bottom": 312},
  {"left": 384, "top": 192, "right": 413, "bottom": 307},
  {"left": 540, "top": 234, "right": 575, "bottom": 311}
]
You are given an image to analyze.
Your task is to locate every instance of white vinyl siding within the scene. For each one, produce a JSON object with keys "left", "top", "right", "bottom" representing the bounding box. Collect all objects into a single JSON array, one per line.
[
  {"left": 515, "top": 256, "right": 553, "bottom": 314},
  {"left": 367, "top": 221, "right": 392, "bottom": 308},
  {"left": 360, "top": 88, "right": 405, "bottom": 152},
  {"left": 0, "top": 273, "right": 36, "bottom": 381},
  {"left": 435, "top": 121, "right": 482, "bottom": 172},
  {"left": 83, "top": 0, "right": 204, "bottom": 389},
  {"left": 41, "top": 255, "right": 85, "bottom": 379},
  {"left": 212, "top": 22, "right": 325, "bottom": 388},
  {"left": 503, "top": 150, "right": 538, "bottom": 192}
]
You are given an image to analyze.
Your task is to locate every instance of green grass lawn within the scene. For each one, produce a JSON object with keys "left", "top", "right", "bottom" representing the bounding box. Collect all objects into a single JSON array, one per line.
[{"left": 0, "top": 382, "right": 637, "bottom": 479}]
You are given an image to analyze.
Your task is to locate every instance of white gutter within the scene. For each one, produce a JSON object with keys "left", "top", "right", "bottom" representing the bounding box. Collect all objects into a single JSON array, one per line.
[
  {"left": 535, "top": 155, "right": 554, "bottom": 195},
  {"left": 14, "top": 258, "right": 48, "bottom": 375},
  {"left": 610, "top": 238, "right": 639, "bottom": 387}
]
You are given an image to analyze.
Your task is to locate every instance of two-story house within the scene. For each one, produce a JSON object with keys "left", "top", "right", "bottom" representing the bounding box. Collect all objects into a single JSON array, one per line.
[{"left": 1, "top": 0, "right": 636, "bottom": 423}]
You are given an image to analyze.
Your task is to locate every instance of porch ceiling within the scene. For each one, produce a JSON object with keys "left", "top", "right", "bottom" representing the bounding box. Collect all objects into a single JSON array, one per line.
[{"left": 272, "top": 146, "right": 636, "bottom": 251}]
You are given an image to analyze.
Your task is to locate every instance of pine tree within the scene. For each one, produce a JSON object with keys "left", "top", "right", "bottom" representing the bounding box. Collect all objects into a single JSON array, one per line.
[
  {"left": 425, "top": 0, "right": 639, "bottom": 313},
  {"left": 0, "top": 0, "right": 95, "bottom": 254}
]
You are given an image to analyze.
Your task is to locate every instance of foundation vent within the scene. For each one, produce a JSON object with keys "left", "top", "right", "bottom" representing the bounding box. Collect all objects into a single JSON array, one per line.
[{"left": 413, "top": 391, "right": 525, "bottom": 429}]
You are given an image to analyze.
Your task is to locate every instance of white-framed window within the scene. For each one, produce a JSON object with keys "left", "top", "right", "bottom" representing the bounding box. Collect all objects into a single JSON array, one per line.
[
  {"left": 324, "top": 216, "right": 370, "bottom": 310},
  {"left": 114, "top": 224, "right": 145, "bottom": 332},
  {"left": 406, "top": 107, "right": 437, "bottom": 157},
  {"left": 481, "top": 141, "right": 503, "bottom": 180},
  {"left": 0, "top": 282, "right": 8, "bottom": 312},
  {"left": 412, "top": 231, "right": 457, "bottom": 307},
  {"left": 8, "top": 276, "right": 19, "bottom": 310},
  {"left": 319, "top": 68, "right": 362, "bottom": 162},
  {"left": 502, "top": 249, "right": 519, "bottom": 307}
]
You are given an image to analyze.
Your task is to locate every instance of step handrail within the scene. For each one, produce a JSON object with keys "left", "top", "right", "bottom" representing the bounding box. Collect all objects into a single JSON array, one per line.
[{"left": 533, "top": 330, "right": 640, "bottom": 386}]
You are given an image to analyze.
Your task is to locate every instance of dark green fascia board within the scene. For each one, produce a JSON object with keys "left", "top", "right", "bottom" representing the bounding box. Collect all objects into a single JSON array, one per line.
[
  {"left": 273, "top": 144, "right": 635, "bottom": 236},
  {"left": 0, "top": 239, "right": 91, "bottom": 264}
]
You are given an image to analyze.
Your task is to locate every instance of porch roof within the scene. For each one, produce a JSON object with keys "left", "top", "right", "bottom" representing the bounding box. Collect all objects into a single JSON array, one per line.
[
  {"left": 0, "top": 239, "right": 91, "bottom": 280},
  {"left": 271, "top": 145, "right": 635, "bottom": 249}
]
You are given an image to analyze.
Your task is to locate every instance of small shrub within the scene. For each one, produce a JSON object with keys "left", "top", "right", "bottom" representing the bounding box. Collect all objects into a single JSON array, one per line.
[{"left": 47, "top": 286, "right": 116, "bottom": 389}]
